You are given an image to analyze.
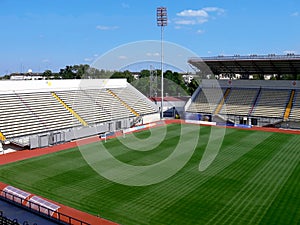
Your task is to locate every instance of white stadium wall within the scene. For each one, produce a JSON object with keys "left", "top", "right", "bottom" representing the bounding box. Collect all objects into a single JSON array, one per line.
[{"left": 0, "top": 79, "right": 128, "bottom": 94}]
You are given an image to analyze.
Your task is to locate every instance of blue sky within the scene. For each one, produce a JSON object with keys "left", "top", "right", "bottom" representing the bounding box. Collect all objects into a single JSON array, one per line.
[{"left": 0, "top": 0, "right": 299, "bottom": 75}]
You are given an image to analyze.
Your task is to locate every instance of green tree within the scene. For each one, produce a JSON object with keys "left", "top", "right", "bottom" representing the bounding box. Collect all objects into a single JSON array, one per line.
[
  {"left": 140, "top": 70, "right": 150, "bottom": 78},
  {"left": 59, "top": 66, "right": 75, "bottom": 79},
  {"left": 187, "top": 78, "right": 199, "bottom": 95},
  {"left": 72, "top": 64, "right": 90, "bottom": 79},
  {"left": 0, "top": 75, "right": 10, "bottom": 80},
  {"left": 43, "top": 70, "right": 52, "bottom": 80},
  {"left": 111, "top": 70, "right": 134, "bottom": 83}
]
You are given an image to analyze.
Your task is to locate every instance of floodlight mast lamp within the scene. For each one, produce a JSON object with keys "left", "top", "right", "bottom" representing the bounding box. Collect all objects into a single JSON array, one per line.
[{"left": 157, "top": 7, "right": 167, "bottom": 119}]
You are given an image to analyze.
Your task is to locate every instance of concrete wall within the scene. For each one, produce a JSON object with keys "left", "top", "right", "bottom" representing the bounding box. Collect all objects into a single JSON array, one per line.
[
  {"left": 142, "top": 113, "right": 160, "bottom": 124},
  {"left": 28, "top": 119, "right": 132, "bottom": 149}
]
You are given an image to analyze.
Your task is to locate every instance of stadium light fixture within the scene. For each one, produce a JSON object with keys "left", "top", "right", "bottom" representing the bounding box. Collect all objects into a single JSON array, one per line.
[{"left": 157, "top": 7, "right": 167, "bottom": 119}]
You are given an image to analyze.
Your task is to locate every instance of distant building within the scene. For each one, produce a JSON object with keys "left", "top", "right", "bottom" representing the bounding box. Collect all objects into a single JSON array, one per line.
[
  {"left": 10, "top": 72, "right": 45, "bottom": 80},
  {"left": 182, "top": 74, "right": 194, "bottom": 83}
]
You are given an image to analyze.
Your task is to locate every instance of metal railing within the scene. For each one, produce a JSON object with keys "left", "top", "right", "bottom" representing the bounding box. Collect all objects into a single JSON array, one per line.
[
  {"left": 0, "top": 190, "right": 90, "bottom": 225},
  {"left": 0, "top": 210, "right": 20, "bottom": 225}
]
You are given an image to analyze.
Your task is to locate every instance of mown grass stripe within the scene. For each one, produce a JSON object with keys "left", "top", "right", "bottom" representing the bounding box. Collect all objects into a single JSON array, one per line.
[
  {"left": 124, "top": 128, "right": 272, "bottom": 220},
  {"left": 150, "top": 131, "right": 278, "bottom": 224},
  {"left": 207, "top": 134, "right": 299, "bottom": 225}
]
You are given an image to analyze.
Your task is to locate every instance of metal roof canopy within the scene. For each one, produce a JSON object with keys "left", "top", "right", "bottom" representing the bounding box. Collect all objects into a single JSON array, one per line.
[{"left": 188, "top": 54, "right": 300, "bottom": 76}]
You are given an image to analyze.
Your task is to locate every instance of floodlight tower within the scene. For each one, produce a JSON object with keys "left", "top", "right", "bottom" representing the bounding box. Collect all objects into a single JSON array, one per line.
[{"left": 157, "top": 7, "right": 167, "bottom": 119}]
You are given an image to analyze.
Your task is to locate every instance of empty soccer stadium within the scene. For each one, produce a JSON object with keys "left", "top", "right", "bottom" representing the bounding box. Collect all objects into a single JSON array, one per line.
[
  {"left": 0, "top": 53, "right": 299, "bottom": 225},
  {"left": 2, "top": 0, "right": 300, "bottom": 223}
]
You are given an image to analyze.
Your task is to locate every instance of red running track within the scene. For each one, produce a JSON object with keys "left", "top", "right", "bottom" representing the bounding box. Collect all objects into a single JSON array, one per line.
[{"left": 0, "top": 136, "right": 119, "bottom": 225}]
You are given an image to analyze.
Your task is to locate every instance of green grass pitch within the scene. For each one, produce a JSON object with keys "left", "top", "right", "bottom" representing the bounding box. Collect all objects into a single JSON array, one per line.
[{"left": 0, "top": 124, "right": 299, "bottom": 225}]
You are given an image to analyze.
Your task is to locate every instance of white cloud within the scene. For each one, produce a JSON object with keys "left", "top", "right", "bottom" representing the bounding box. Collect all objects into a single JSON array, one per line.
[
  {"left": 177, "top": 9, "right": 208, "bottom": 17},
  {"left": 203, "top": 7, "right": 225, "bottom": 14},
  {"left": 42, "top": 59, "right": 50, "bottom": 63},
  {"left": 96, "top": 25, "right": 119, "bottom": 30},
  {"left": 291, "top": 12, "right": 299, "bottom": 17},
  {"left": 174, "top": 7, "right": 225, "bottom": 26}
]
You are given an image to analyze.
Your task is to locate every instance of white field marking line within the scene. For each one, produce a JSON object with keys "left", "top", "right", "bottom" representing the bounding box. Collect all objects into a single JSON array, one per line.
[{"left": 208, "top": 135, "right": 300, "bottom": 225}]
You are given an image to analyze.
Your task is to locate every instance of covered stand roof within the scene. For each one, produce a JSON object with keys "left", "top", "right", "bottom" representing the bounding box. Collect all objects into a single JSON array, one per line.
[{"left": 188, "top": 54, "right": 300, "bottom": 76}]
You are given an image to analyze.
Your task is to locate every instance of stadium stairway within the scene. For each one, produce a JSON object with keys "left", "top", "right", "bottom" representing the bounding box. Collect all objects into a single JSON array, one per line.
[
  {"left": 51, "top": 92, "right": 88, "bottom": 126},
  {"left": 284, "top": 89, "right": 295, "bottom": 121},
  {"left": 0, "top": 131, "right": 6, "bottom": 141},
  {"left": 214, "top": 88, "right": 231, "bottom": 114},
  {"left": 249, "top": 87, "right": 262, "bottom": 116},
  {"left": 107, "top": 89, "right": 140, "bottom": 117}
]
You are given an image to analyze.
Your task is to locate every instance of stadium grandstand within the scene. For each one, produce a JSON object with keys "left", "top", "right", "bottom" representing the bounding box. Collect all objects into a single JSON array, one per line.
[
  {"left": 185, "top": 54, "right": 300, "bottom": 129},
  {"left": 0, "top": 79, "right": 159, "bottom": 151}
]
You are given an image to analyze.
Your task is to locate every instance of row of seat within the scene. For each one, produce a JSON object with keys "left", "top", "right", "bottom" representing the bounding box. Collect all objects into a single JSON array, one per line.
[
  {"left": 251, "top": 89, "right": 290, "bottom": 118},
  {"left": 220, "top": 88, "right": 258, "bottom": 116},
  {"left": 187, "top": 87, "right": 299, "bottom": 120},
  {"left": 188, "top": 88, "right": 226, "bottom": 114},
  {"left": 110, "top": 86, "right": 158, "bottom": 116},
  {"left": 55, "top": 89, "right": 134, "bottom": 124},
  {"left": 0, "top": 86, "right": 158, "bottom": 139}
]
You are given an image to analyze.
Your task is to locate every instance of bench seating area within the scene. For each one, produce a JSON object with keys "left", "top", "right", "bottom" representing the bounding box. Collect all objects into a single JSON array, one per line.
[
  {"left": 187, "top": 88, "right": 226, "bottom": 114},
  {"left": 0, "top": 93, "right": 76, "bottom": 139},
  {"left": 220, "top": 88, "right": 258, "bottom": 116},
  {"left": 251, "top": 89, "right": 290, "bottom": 119},
  {"left": 109, "top": 86, "right": 158, "bottom": 116},
  {"left": 0, "top": 92, "right": 82, "bottom": 139},
  {"left": 54, "top": 90, "right": 127, "bottom": 125},
  {"left": 0, "top": 82, "right": 159, "bottom": 140},
  {"left": 83, "top": 89, "right": 135, "bottom": 121},
  {"left": 19, "top": 92, "right": 81, "bottom": 130},
  {"left": 186, "top": 86, "right": 300, "bottom": 121}
]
